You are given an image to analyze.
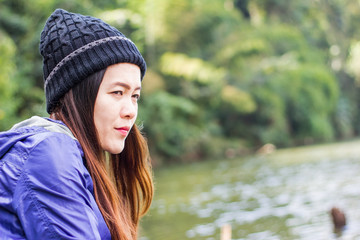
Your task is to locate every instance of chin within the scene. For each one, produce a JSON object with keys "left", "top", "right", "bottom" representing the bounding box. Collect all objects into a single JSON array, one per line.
[
  {"left": 109, "top": 147, "right": 124, "bottom": 155},
  {"left": 104, "top": 142, "right": 125, "bottom": 154}
]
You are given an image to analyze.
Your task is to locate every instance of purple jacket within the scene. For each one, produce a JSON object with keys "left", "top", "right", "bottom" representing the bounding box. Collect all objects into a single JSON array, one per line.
[{"left": 0, "top": 116, "right": 111, "bottom": 239}]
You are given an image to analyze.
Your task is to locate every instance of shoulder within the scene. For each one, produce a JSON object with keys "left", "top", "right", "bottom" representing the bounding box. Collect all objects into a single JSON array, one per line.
[
  {"left": 21, "top": 129, "right": 88, "bottom": 186},
  {"left": 9, "top": 129, "right": 109, "bottom": 239},
  {"left": 25, "top": 129, "right": 84, "bottom": 161},
  {"left": 27, "top": 127, "right": 83, "bottom": 158},
  {"left": 5, "top": 125, "right": 83, "bottom": 159},
  {"left": 1, "top": 126, "right": 86, "bottom": 189},
  {"left": 6, "top": 127, "right": 91, "bottom": 197},
  {"left": 7, "top": 126, "right": 85, "bottom": 170}
]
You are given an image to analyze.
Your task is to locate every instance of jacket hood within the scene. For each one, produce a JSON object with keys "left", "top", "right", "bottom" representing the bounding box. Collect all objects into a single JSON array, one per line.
[{"left": 0, "top": 116, "right": 76, "bottom": 159}]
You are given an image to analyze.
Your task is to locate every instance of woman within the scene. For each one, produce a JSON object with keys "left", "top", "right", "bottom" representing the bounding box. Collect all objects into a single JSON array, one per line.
[{"left": 0, "top": 8, "right": 153, "bottom": 240}]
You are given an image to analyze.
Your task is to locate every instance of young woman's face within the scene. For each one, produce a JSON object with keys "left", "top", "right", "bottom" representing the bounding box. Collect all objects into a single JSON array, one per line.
[{"left": 94, "top": 63, "right": 141, "bottom": 154}]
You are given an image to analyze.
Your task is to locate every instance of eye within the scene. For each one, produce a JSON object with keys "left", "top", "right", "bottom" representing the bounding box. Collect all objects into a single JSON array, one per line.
[
  {"left": 112, "top": 91, "right": 123, "bottom": 96},
  {"left": 132, "top": 94, "right": 140, "bottom": 100}
]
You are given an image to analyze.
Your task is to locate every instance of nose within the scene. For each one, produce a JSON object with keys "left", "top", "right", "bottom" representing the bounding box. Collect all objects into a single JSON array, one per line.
[{"left": 120, "top": 98, "right": 137, "bottom": 119}]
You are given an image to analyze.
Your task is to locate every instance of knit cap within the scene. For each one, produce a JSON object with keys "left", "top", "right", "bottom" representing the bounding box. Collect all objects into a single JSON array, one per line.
[{"left": 40, "top": 8, "right": 146, "bottom": 113}]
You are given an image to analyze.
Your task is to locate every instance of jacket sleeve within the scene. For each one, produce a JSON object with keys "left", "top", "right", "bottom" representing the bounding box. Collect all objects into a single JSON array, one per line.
[{"left": 13, "top": 133, "right": 108, "bottom": 240}]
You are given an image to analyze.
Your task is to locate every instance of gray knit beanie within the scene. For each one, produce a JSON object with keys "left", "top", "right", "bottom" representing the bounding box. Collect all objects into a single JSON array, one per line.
[{"left": 40, "top": 8, "right": 146, "bottom": 113}]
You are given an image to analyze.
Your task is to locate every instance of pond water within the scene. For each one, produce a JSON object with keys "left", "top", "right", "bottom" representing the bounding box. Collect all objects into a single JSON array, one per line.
[{"left": 140, "top": 141, "right": 360, "bottom": 240}]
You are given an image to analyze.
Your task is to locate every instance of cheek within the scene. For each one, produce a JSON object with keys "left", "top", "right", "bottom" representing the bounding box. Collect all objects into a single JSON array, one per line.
[
  {"left": 94, "top": 99, "right": 109, "bottom": 135},
  {"left": 134, "top": 105, "right": 139, "bottom": 118},
  {"left": 132, "top": 105, "right": 139, "bottom": 125},
  {"left": 93, "top": 111, "right": 104, "bottom": 138}
]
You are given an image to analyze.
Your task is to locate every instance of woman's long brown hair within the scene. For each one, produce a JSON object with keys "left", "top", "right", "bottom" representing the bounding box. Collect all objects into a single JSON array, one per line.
[{"left": 51, "top": 69, "right": 153, "bottom": 240}]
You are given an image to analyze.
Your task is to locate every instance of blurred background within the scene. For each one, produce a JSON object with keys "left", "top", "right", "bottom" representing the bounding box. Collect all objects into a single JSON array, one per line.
[{"left": 1, "top": 0, "right": 360, "bottom": 239}]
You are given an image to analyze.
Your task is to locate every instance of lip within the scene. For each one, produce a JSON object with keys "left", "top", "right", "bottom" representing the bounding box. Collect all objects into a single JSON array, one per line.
[{"left": 115, "top": 126, "right": 130, "bottom": 137}]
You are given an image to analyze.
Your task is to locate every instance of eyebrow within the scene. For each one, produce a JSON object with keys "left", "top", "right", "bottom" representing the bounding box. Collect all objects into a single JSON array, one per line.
[{"left": 111, "top": 82, "right": 141, "bottom": 91}]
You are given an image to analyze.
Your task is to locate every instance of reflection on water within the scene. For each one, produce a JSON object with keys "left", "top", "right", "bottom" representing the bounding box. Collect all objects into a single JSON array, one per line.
[
  {"left": 142, "top": 144, "right": 360, "bottom": 240},
  {"left": 187, "top": 158, "right": 360, "bottom": 239}
]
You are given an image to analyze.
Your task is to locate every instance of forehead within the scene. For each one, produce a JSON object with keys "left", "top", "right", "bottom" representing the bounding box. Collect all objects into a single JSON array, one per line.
[{"left": 102, "top": 63, "right": 141, "bottom": 87}]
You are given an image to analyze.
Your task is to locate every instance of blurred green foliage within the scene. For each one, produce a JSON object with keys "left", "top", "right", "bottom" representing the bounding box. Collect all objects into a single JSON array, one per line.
[
  {"left": 0, "top": 30, "right": 17, "bottom": 129},
  {"left": 1, "top": 0, "right": 360, "bottom": 164}
]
